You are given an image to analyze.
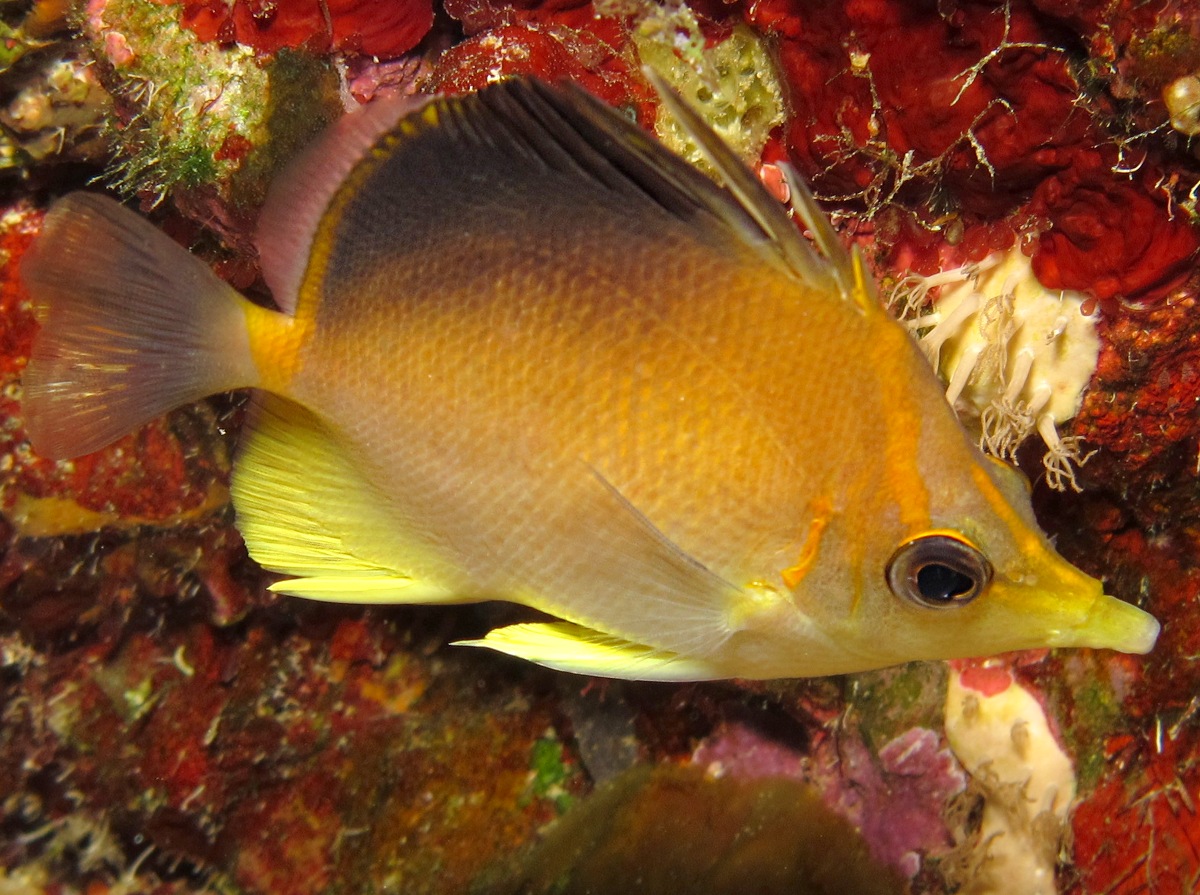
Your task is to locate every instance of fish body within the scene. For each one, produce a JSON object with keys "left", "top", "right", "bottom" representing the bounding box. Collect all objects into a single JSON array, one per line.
[{"left": 20, "top": 77, "right": 1158, "bottom": 680}]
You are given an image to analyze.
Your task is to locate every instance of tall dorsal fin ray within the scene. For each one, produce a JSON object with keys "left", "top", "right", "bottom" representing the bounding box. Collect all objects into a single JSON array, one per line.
[
  {"left": 492, "top": 80, "right": 757, "bottom": 234},
  {"left": 255, "top": 93, "right": 433, "bottom": 315},
  {"left": 778, "top": 165, "right": 854, "bottom": 295},
  {"left": 390, "top": 78, "right": 781, "bottom": 253},
  {"left": 448, "top": 83, "right": 655, "bottom": 198},
  {"left": 258, "top": 74, "right": 867, "bottom": 319},
  {"left": 644, "top": 68, "right": 848, "bottom": 296},
  {"left": 779, "top": 164, "right": 881, "bottom": 313}
]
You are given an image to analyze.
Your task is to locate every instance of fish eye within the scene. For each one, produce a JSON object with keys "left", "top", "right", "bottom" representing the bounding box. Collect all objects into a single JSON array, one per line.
[{"left": 886, "top": 534, "right": 992, "bottom": 609}]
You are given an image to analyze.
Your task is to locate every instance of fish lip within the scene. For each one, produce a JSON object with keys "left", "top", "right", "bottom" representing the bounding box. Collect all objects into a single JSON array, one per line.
[{"left": 1050, "top": 593, "right": 1161, "bottom": 655}]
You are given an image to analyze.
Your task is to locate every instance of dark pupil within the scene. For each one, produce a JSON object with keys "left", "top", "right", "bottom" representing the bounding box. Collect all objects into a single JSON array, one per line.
[{"left": 915, "top": 563, "right": 975, "bottom": 603}]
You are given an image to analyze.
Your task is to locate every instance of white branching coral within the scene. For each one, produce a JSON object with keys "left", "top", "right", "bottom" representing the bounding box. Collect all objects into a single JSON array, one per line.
[{"left": 891, "top": 247, "right": 1101, "bottom": 491}]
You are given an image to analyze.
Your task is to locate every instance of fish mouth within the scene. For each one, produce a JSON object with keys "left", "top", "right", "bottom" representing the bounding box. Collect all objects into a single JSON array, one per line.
[{"left": 1049, "top": 593, "right": 1160, "bottom": 655}]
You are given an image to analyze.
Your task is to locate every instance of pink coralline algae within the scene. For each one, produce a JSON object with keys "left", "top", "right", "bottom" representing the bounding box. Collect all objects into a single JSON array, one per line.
[
  {"left": 822, "top": 727, "right": 967, "bottom": 879},
  {"left": 691, "top": 717, "right": 966, "bottom": 880},
  {"left": 690, "top": 720, "right": 809, "bottom": 780}
]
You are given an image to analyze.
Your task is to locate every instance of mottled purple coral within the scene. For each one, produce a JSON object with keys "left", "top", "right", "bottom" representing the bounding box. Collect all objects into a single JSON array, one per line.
[
  {"left": 820, "top": 728, "right": 966, "bottom": 879},
  {"left": 691, "top": 720, "right": 808, "bottom": 780},
  {"left": 690, "top": 719, "right": 965, "bottom": 880}
]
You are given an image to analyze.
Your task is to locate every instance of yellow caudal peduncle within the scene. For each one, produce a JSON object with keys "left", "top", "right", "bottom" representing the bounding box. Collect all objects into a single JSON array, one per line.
[{"left": 242, "top": 299, "right": 314, "bottom": 395}]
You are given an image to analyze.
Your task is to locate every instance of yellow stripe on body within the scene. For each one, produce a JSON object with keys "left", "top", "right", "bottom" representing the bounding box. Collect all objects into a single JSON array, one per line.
[
  {"left": 780, "top": 496, "right": 834, "bottom": 589},
  {"left": 856, "top": 324, "right": 935, "bottom": 616},
  {"left": 295, "top": 105, "right": 440, "bottom": 328},
  {"left": 876, "top": 325, "right": 933, "bottom": 533}
]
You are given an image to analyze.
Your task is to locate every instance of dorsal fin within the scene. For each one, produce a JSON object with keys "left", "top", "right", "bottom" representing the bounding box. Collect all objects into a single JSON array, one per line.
[
  {"left": 274, "top": 75, "right": 861, "bottom": 315},
  {"left": 255, "top": 93, "right": 433, "bottom": 315},
  {"left": 500, "top": 76, "right": 829, "bottom": 283},
  {"left": 644, "top": 68, "right": 871, "bottom": 304},
  {"left": 486, "top": 78, "right": 770, "bottom": 247},
  {"left": 779, "top": 164, "right": 882, "bottom": 314}
]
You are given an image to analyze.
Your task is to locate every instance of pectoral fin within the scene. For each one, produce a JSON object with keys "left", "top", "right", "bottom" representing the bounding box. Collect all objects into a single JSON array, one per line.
[
  {"left": 455, "top": 621, "right": 724, "bottom": 681},
  {"left": 507, "top": 465, "right": 750, "bottom": 662}
]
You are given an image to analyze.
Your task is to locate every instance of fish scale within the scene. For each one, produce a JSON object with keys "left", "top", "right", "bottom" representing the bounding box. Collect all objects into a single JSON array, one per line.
[
  {"left": 296, "top": 258, "right": 798, "bottom": 602},
  {"left": 19, "top": 75, "right": 1159, "bottom": 680}
]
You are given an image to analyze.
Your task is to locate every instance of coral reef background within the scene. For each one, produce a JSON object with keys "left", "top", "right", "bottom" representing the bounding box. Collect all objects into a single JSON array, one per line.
[{"left": 2, "top": 0, "right": 1200, "bottom": 892}]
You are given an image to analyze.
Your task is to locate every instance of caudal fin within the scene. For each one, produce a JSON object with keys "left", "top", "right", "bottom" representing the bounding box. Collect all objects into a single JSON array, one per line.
[{"left": 20, "top": 193, "right": 261, "bottom": 459}]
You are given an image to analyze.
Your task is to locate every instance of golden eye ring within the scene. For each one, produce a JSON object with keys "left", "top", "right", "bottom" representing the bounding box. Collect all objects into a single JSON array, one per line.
[{"left": 886, "top": 534, "right": 992, "bottom": 609}]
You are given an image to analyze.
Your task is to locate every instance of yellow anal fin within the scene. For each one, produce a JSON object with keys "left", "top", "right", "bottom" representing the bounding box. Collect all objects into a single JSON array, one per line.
[
  {"left": 270, "top": 575, "right": 450, "bottom": 603},
  {"left": 455, "top": 622, "right": 723, "bottom": 682},
  {"left": 233, "top": 395, "right": 461, "bottom": 605}
]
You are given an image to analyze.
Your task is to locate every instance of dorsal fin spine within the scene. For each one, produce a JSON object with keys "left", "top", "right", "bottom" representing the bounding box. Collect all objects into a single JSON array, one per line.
[
  {"left": 850, "top": 247, "right": 883, "bottom": 316},
  {"left": 644, "top": 67, "right": 841, "bottom": 293}
]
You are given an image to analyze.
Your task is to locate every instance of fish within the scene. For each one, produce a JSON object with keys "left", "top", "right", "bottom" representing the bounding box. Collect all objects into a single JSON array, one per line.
[{"left": 19, "top": 74, "right": 1159, "bottom": 681}]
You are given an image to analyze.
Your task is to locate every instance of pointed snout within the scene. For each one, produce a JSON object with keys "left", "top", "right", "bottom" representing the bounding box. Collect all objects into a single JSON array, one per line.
[{"left": 1048, "top": 592, "right": 1160, "bottom": 655}]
